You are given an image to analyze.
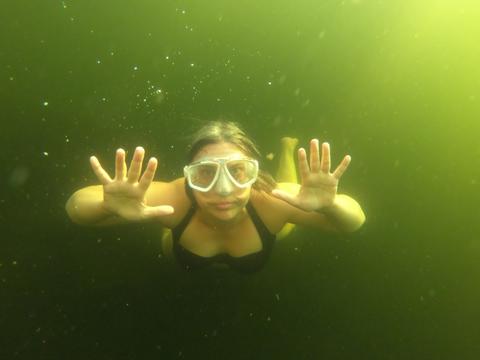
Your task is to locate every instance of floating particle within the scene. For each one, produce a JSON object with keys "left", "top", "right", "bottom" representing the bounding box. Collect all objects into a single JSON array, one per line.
[
  {"left": 301, "top": 99, "right": 311, "bottom": 108},
  {"left": 133, "top": 66, "right": 138, "bottom": 71},
  {"left": 266, "top": 153, "right": 274, "bottom": 160},
  {"left": 43, "top": 101, "right": 49, "bottom": 106},
  {"left": 43, "top": 152, "right": 49, "bottom": 156}
]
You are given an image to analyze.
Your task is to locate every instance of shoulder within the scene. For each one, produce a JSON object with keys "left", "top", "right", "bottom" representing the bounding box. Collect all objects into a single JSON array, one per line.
[
  {"left": 250, "top": 184, "right": 340, "bottom": 234},
  {"left": 145, "top": 178, "right": 192, "bottom": 228},
  {"left": 249, "top": 189, "right": 292, "bottom": 234},
  {"left": 146, "top": 178, "right": 186, "bottom": 205}
]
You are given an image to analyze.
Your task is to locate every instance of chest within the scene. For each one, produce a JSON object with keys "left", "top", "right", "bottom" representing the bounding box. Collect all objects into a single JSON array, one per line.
[{"left": 179, "top": 212, "right": 264, "bottom": 257}]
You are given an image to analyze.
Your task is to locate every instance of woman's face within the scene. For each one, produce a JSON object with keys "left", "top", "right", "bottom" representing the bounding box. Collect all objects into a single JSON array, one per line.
[{"left": 190, "top": 142, "right": 253, "bottom": 223}]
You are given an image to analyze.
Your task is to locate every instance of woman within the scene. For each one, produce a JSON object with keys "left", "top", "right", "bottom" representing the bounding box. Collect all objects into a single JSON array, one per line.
[{"left": 66, "top": 121, "right": 365, "bottom": 272}]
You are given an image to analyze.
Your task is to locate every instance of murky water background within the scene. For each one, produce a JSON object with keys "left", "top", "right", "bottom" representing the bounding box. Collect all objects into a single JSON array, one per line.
[{"left": 1, "top": 0, "right": 480, "bottom": 358}]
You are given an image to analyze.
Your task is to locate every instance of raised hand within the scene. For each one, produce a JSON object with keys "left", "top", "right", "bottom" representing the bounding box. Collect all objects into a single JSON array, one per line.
[
  {"left": 89, "top": 146, "right": 174, "bottom": 221},
  {"left": 272, "top": 139, "right": 351, "bottom": 211}
]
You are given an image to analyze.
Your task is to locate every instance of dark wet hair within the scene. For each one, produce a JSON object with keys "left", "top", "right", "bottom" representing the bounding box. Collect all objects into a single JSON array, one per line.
[{"left": 187, "top": 120, "right": 276, "bottom": 193}]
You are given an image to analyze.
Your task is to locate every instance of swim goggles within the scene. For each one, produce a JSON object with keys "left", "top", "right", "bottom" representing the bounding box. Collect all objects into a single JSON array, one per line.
[{"left": 183, "top": 156, "right": 259, "bottom": 192}]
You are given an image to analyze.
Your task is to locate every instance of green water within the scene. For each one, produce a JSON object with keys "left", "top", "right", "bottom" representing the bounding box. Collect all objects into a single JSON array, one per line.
[{"left": 2, "top": 0, "right": 480, "bottom": 358}]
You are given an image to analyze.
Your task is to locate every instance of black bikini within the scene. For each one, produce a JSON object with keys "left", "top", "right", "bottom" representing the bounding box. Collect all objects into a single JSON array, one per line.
[{"left": 172, "top": 180, "right": 276, "bottom": 273}]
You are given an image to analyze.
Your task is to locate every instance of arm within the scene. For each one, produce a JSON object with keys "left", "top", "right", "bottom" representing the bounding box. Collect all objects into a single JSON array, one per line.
[
  {"left": 319, "top": 193, "right": 365, "bottom": 233},
  {"left": 66, "top": 185, "right": 121, "bottom": 226},
  {"left": 274, "top": 183, "right": 365, "bottom": 233},
  {"left": 65, "top": 180, "right": 181, "bottom": 227},
  {"left": 272, "top": 139, "right": 365, "bottom": 234},
  {"left": 65, "top": 147, "right": 180, "bottom": 227}
]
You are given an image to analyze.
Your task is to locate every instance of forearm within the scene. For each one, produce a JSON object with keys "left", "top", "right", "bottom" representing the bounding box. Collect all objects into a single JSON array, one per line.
[
  {"left": 319, "top": 194, "right": 366, "bottom": 233},
  {"left": 65, "top": 188, "right": 116, "bottom": 226}
]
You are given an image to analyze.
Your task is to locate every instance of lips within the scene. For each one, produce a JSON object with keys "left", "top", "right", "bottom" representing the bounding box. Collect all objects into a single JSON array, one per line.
[{"left": 213, "top": 202, "right": 234, "bottom": 210}]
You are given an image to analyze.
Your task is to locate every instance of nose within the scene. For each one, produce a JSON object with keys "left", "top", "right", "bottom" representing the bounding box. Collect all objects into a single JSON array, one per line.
[{"left": 214, "top": 168, "right": 234, "bottom": 195}]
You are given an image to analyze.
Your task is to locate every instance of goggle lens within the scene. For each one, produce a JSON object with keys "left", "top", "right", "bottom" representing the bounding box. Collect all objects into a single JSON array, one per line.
[
  {"left": 226, "top": 160, "right": 257, "bottom": 185},
  {"left": 186, "top": 158, "right": 258, "bottom": 191},
  {"left": 189, "top": 163, "right": 218, "bottom": 188}
]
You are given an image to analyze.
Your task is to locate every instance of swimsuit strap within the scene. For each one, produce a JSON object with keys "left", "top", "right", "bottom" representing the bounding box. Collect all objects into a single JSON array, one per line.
[
  {"left": 246, "top": 201, "right": 275, "bottom": 243},
  {"left": 171, "top": 179, "right": 196, "bottom": 241}
]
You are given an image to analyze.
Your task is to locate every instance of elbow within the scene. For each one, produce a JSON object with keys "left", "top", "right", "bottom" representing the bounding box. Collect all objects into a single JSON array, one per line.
[
  {"left": 339, "top": 212, "right": 366, "bottom": 234},
  {"left": 65, "top": 195, "right": 81, "bottom": 224}
]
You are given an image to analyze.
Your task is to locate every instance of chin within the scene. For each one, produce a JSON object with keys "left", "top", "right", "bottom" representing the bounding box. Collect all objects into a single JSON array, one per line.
[{"left": 210, "top": 206, "right": 241, "bottom": 221}]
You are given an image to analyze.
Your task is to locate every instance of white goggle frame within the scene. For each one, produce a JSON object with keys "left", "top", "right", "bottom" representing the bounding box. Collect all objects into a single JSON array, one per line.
[{"left": 183, "top": 157, "right": 259, "bottom": 192}]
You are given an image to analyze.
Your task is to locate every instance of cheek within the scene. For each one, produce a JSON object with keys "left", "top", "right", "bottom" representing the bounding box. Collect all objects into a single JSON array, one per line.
[
  {"left": 193, "top": 192, "right": 208, "bottom": 205},
  {"left": 236, "top": 188, "right": 251, "bottom": 203}
]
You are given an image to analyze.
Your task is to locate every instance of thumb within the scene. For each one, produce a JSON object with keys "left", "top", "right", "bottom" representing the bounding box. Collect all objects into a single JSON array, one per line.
[
  {"left": 271, "top": 189, "right": 299, "bottom": 207},
  {"left": 144, "top": 205, "right": 175, "bottom": 218}
]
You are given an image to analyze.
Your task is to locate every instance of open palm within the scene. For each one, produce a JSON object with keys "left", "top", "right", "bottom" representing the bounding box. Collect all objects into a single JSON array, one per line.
[
  {"left": 272, "top": 139, "right": 351, "bottom": 211},
  {"left": 90, "top": 147, "right": 174, "bottom": 221}
]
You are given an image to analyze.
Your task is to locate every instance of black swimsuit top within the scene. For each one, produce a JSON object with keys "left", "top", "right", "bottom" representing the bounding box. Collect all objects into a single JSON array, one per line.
[{"left": 171, "top": 180, "right": 276, "bottom": 273}]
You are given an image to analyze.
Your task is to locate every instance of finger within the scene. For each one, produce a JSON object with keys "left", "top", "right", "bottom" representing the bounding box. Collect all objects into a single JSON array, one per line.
[
  {"left": 115, "top": 148, "right": 126, "bottom": 180},
  {"left": 143, "top": 205, "right": 175, "bottom": 218},
  {"left": 332, "top": 155, "right": 351, "bottom": 179},
  {"left": 310, "top": 139, "right": 320, "bottom": 172},
  {"left": 127, "top": 146, "right": 145, "bottom": 183},
  {"left": 298, "top": 147, "right": 310, "bottom": 182},
  {"left": 320, "top": 142, "right": 331, "bottom": 173},
  {"left": 138, "top": 157, "right": 158, "bottom": 192},
  {"left": 90, "top": 156, "right": 113, "bottom": 185},
  {"left": 271, "top": 189, "right": 300, "bottom": 207}
]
